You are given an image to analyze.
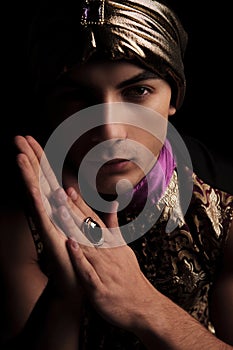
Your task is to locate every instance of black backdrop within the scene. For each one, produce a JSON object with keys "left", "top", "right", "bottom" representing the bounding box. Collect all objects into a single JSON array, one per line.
[{"left": 2, "top": 1, "right": 233, "bottom": 197}]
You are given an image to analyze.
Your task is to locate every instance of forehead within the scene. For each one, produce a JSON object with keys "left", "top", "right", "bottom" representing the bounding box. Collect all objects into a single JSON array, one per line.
[
  {"left": 65, "top": 60, "right": 143, "bottom": 78},
  {"left": 59, "top": 60, "right": 160, "bottom": 87}
]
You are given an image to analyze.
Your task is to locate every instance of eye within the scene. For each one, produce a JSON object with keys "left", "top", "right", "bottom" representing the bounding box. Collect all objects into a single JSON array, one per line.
[{"left": 122, "top": 85, "right": 153, "bottom": 101}]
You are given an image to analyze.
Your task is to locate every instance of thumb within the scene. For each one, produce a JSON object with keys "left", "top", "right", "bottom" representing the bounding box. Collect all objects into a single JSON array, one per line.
[
  {"left": 102, "top": 200, "right": 119, "bottom": 228},
  {"left": 102, "top": 201, "right": 126, "bottom": 247}
]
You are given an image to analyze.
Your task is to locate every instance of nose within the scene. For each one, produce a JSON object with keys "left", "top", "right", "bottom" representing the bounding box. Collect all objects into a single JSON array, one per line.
[{"left": 91, "top": 101, "right": 128, "bottom": 142}]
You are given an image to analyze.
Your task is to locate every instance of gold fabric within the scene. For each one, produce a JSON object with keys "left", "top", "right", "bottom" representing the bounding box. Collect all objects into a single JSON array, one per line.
[
  {"left": 29, "top": 1, "right": 188, "bottom": 109},
  {"left": 77, "top": 171, "right": 233, "bottom": 348},
  {"left": 78, "top": 0, "right": 188, "bottom": 109},
  {"left": 29, "top": 169, "right": 233, "bottom": 349}
]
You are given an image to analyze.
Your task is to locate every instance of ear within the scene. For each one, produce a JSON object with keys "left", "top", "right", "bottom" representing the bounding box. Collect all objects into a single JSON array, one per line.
[{"left": 168, "top": 104, "right": 176, "bottom": 116}]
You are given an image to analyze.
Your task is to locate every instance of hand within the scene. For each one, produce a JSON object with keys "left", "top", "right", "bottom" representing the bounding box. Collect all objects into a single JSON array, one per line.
[
  {"left": 15, "top": 135, "right": 84, "bottom": 306},
  {"left": 15, "top": 135, "right": 156, "bottom": 334},
  {"left": 65, "top": 195, "right": 157, "bottom": 333},
  {"left": 15, "top": 135, "right": 125, "bottom": 296}
]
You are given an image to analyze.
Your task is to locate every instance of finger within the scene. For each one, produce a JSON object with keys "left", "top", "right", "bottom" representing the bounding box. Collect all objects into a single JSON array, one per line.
[
  {"left": 53, "top": 187, "right": 83, "bottom": 220},
  {"left": 101, "top": 201, "right": 126, "bottom": 247},
  {"left": 66, "top": 187, "right": 125, "bottom": 247},
  {"left": 26, "top": 135, "right": 60, "bottom": 192},
  {"left": 66, "top": 186, "right": 101, "bottom": 224},
  {"left": 57, "top": 206, "right": 93, "bottom": 246},
  {"left": 102, "top": 201, "right": 119, "bottom": 228},
  {"left": 53, "top": 187, "right": 93, "bottom": 232},
  {"left": 15, "top": 135, "right": 51, "bottom": 197},
  {"left": 15, "top": 135, "right": 40, "bottom": 174},
  {"left": 63, "top": 165, "right": 80, "bottom": 195},
  {"left": 17, "top": 153, "right": 64, "bottom": 245},
  {"left": 66, "top": 186, "right": 113, "bottom": 247},
  {"left": 66, "top": 238, "right": 102, "bottom": 290},
  {"left": 17, "top": 153, "right": 82, "bottom": 288}
]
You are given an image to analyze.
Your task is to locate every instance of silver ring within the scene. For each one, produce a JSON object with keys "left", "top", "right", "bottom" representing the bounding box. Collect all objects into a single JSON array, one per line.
[{"left": 82, "top": 217, "right": 104, "bottom": 247}]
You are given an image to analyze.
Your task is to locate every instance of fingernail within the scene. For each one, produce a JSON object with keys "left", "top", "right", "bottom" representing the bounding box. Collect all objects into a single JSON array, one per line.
[
  {"left": 68, "top": 188, "right": 78, "bottom": 201},
  {"left": 68, "top": 237, "right": 79, "bottom": 250}
]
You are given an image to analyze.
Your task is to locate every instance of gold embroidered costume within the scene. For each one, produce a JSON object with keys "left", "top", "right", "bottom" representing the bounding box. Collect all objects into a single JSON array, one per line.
[
  {"left": 30, "top": 170, "right": 233, "bottom": 348},
  {"left": 78, "top": 171, "right": 233, "bottom": 349}
]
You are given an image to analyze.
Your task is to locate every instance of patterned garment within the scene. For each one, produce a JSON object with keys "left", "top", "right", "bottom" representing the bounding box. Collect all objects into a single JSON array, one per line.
[
  {"left": 78, "top": 170, "right": 233, "bottom": 349},
  {"left": 30, "top": 170, "right": 233, "bottom": 349}
]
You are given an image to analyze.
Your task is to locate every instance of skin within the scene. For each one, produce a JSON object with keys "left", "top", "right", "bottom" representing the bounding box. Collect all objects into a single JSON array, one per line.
[
  {"left": 45, "top": 61, "right": 175, "bottom": 194},
  {"left": 0, "top": 61, "right": 233, "bottom": 350}
]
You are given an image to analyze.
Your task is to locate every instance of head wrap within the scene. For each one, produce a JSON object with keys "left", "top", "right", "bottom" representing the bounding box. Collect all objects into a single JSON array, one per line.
[{"left": 29, "top": 0, "right": 188, "bottom": 109}]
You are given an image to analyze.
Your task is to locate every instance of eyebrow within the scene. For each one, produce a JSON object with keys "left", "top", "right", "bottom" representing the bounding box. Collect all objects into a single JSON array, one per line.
[
  {"left": 57, "top": 69, "right": 160, "bottom": 89},
  {"left": 116, "top": 70, "right": 161, "bottom": 89}
]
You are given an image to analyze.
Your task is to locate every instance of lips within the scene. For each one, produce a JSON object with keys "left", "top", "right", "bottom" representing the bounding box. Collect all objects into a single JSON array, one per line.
[
  {"left": 98, "top": 158, "right": 132, "bottom": 173},
  {"left": 104, "top": 158, "right": 128, "bottom": 165}
]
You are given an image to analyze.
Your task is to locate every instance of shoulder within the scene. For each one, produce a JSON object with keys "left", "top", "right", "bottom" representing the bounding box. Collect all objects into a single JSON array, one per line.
[
  {"left": 182, "top": 169, "right": 233, "bottom": 266},
  {"left": 183, "top": 135, "right": 233, "bottom": 195},
  {"left": 210, "top": 217, "right": 233, "bottom": 345},
  {"left": 0, "top": 206, "right": 48, "bottom": 344},
  {"left": 190, "top": 171, "right": 233, "bottom": 238},
  {"left": 224, "top": 221, "right": 233, "bottom": 267},
  {"left": 0, "top": 206, "right": 38, "bottom": 266}
]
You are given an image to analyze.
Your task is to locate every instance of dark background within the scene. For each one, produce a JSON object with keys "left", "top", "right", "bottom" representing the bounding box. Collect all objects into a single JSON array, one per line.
[{"left": 2, "top": 1, "right": 233, "bottom": 197}]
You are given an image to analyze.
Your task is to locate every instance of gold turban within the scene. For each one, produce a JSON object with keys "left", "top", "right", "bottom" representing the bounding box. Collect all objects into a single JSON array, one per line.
[{"left": 29, "top": 0, "right": 188, "bottom": 109}]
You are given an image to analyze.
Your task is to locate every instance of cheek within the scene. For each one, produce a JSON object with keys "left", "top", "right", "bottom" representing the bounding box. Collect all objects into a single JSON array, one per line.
[
  {"left": 130, "top": 127, "right": 165, "bottom": 157},
  {"left": 45, "top": 95, "right": 87, "bottom": 130},
  {"left": 66, "top": 131, "right": 94, "bottom": 168},
  {"left": 150, "top": 103, "right": 171, "bottom": 119},
  {"left": 148, "top": 87, "right": 173, "bottom": 116},
  {"left": 144, "top": 137, "right": 163, "bottom": 158}
]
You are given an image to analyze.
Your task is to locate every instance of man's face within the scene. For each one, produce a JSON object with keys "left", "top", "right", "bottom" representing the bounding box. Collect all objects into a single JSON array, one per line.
[{"left": 45, "top": 60, "right": 176, "bottom": 195}]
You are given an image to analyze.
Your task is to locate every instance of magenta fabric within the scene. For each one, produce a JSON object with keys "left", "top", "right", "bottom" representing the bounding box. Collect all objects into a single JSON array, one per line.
[{"left": 119, "top": 139, "right": 176, "bottom": 213}]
